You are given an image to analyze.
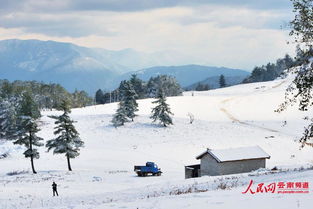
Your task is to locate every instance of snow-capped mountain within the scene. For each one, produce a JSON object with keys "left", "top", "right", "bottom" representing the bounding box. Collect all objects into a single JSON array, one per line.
[
  {"left": 0, "top": 39, "right": 200, "bottom": 75},
  {"left": 0, "top": 39, "right": 249, "bottom": 94},
  {"left": 0, "top": 39, "right": 131, "bottom": 74}
]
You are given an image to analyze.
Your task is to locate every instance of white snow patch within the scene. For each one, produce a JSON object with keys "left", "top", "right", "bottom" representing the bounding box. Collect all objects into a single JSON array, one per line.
[
  {"left": 1, "top": 75, "right": 313, "bottom": 209},
  {"left": 197, "top": 146, "right": 270, "bottom": 162}
]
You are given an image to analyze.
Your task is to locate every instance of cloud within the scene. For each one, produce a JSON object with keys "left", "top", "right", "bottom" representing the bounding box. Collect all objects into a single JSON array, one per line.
[
  {"left": 0, "top": 12, "right": 118, "bottom": 37},
  {"left": 0, "top": 1, "right": 296, "bottom": 70},
  {"left": 0, "top": 0, "right": 292, "bottom": 13},
  {"left": 171, "top": 6, "right": 293, "bottom": 30},
  {"left": 0, "top": 5, "right": 293, "bottom": 38}
]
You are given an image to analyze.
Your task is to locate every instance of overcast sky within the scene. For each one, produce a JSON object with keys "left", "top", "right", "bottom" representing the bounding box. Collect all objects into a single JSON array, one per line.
[{"left": 0, "top": 0, "right": 296, "bottom": 70}]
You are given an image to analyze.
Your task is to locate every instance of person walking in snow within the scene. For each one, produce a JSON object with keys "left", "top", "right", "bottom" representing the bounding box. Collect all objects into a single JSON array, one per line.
[{"left": 52, "top": 182, "right": 59, "bottom": 196}]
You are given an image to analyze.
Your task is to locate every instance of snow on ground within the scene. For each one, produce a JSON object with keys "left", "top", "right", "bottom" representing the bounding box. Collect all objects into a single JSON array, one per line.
[{"left": 1, "top": 77, "right": 313, "bottom": 208}]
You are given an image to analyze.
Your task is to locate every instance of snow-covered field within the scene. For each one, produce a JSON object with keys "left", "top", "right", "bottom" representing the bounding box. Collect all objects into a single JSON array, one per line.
[{"left": 1, "top": 77, "right": 313, "bottom": 209}]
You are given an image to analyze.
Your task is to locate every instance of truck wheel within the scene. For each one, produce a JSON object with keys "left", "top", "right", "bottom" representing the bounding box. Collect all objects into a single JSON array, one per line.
[{"left": 157, "top": 172, "right": 161, "bottom": 176}]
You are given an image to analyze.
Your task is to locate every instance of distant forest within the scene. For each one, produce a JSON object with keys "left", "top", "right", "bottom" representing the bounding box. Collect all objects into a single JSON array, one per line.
[
  {"left": 95, "top": 75, "right": 183, "bottom": 104},
  {"left": 242, "top": 54, "right": 296, "bottom": 84},
  {"left": 0, "top": 80, "right": 93, "bottom": 109}
]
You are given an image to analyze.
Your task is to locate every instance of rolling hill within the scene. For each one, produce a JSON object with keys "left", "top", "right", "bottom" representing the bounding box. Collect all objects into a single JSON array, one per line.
[{"left": 0, "top": 76, "right": 312, "bottom": 208}]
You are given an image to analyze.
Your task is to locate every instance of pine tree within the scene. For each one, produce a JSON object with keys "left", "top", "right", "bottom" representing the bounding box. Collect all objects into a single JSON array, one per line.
[
  {"left": 277, "top": 0, "right": 313, "bottom": 147},
  {"left": 290, "top": 0, "right": 313, "bottom": 46},
  {"left": 12, "top": 93, "right": 43, "bottom": 174},
  {"left": 71, "top": 90, "right": 92, "bottom": 108},
  {"left": 150, "top": 89, "right": 174, "bottom": 127},
  {"left": 146, "top": 75, "right": 182, "bottom": 98},
  {"left": 0, "top": 97, "right": 19, "bottom": 139},
  {"left": 219, "top": 75, "right": 226, "bottom": 88},
  {"left": 46, "top": 100, "right": 84, "bottom": 171},
  {"left": 129, "top": 74, "right": 145, "bottom": 99},
  {"left": 122, "top": 82, "right": 138, "bottom": 121},
  {"left": 95, "top": 89, "right": 104, "bottom": 104},
  {"left": 111, "top": 101, "right": 129, "bottom": 127}
]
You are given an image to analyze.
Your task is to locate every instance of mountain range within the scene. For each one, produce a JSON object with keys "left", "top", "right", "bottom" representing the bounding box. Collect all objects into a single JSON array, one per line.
[{"left": 0, "top": 39, "right": 250, "bottom": 94}]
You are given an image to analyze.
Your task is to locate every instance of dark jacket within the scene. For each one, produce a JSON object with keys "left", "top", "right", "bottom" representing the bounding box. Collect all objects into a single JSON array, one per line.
[{"left": 52, "top": 182, "right": 57, "bottom": 190}]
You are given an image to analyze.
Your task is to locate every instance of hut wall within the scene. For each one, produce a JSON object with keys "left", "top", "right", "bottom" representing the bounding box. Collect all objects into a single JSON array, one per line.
[
  {"left": 200, "top": 154, "right": 266, "bottom": 176},
  {"left": 217, "top": 158, "right": 265, "bottom": 175}
]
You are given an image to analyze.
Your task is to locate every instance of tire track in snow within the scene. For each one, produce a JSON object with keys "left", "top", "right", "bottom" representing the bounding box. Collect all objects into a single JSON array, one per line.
[
  {"left": 270, "top": 79, "right": 287, "bottom": 89},
  {"left": 219, "top": 106, "right": 278, "bottom": 133},
  {"left": 218, "top": 80, "right": 287, "bottom": 133}
]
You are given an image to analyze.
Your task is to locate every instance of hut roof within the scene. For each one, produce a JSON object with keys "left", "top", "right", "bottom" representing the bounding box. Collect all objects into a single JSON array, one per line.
[{"left": 196, "top": 146, "right": 270, "bottom": 162}]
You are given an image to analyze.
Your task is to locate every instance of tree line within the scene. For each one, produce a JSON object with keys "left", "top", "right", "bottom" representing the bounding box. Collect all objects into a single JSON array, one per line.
[
  {"left": 242, "top": 54, "right": 295, "bottom": 83},
  {"left": 95, "top": 74, "right": 183, "bottom": 104},
  {"left": 191, "top": 74, "right": 227, "bottom": 91},
  {"left": 0, "top": 79, "right": 93, "bottom": 109}
]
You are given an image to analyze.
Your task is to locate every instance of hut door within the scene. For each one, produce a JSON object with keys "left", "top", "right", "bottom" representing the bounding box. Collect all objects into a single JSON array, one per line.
[{"left": 192, "top": 168, "right": 199, "bottom": 177}]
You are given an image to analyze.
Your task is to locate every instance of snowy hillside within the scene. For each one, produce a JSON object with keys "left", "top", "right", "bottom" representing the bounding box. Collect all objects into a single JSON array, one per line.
[{"left": 0, "top": 77, "right": 313, "bottom": 209}]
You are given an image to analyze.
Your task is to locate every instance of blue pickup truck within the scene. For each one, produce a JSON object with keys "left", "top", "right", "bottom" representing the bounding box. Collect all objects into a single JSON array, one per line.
[{"left": 134, "top": 162, "right": 162, "bottom": 177}]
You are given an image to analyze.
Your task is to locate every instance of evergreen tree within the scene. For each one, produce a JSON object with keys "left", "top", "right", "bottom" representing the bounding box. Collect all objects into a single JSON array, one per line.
[
  {"left": 290, "top": 0, "right": 313, "bottom": 46},
  {"left": 129, "top": 74, "right": 146, "bottom": 99},
  {"left": 95, "top": 89, "right": 104, "bottom": 104},
  {"left": 219, "top": 75, "right": 226, "bottom": 88},
  {"left": 146, "top": 75, "right": 182, "bottom": 98},
  {"left": 242, "top": 54, "right": 295, "bottom": 83},
  {"left": 118, "top": 80, "right": 128, "bottom": 99},
  {"left": 121, "top": 82, "right": 139, "bottom": 121},
  {"left": 111, "top": 101, "right": 129, "bottom": 127},
  {"left": 72, "top": 90, "right": 93, "bottom": 108},
  {"left": 0, "top": 80, "right": 14, "bottom": 98},
  {"left": 102, "top": 92, "right": 112, "bottom": 104},
  {"left": 46, "top": 100, "right": 84, "bottom": 171},
  {"left": 12, "top": 93, "right": 43, "bottom": 174},
  {"left": 150, "top": 89, "right": 174, "bottom": 127},
  {"left": 278, "top": 0, "right": 313, "bottom": 147},
  {"left": 0, "top": 97, "right": 19, "bottom": 139}
]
